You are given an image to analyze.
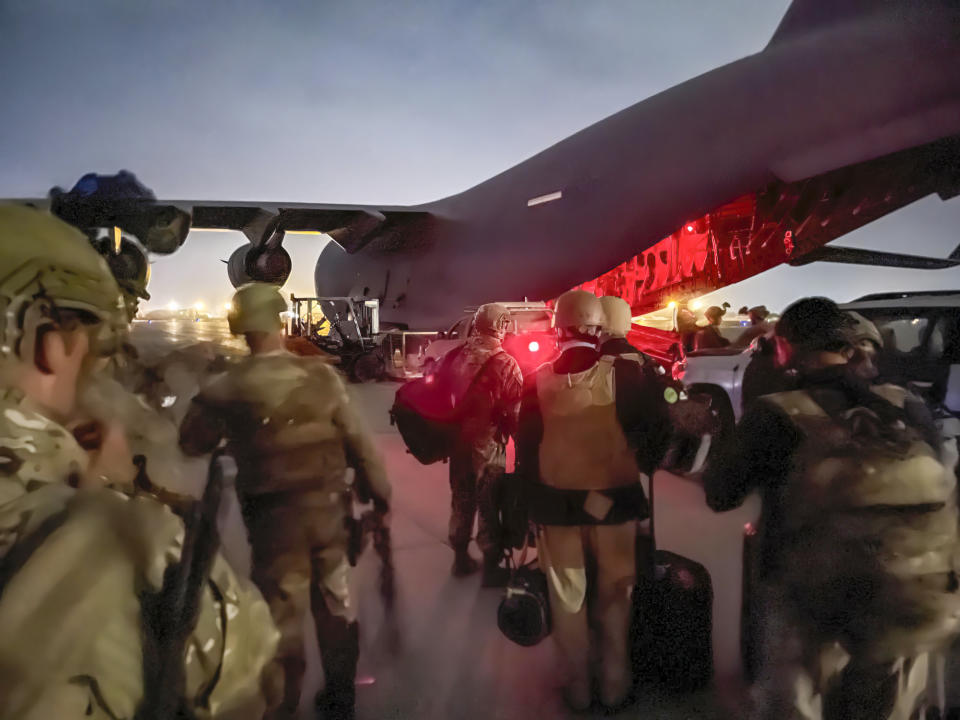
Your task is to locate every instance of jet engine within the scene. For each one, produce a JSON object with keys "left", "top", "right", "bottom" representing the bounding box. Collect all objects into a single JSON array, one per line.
[{"left": 227, "top": 243, "right": 292, "bottom": 288}]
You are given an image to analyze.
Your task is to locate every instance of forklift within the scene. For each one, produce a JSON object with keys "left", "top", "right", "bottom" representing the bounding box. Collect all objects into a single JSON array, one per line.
[{"left": 288, "top": 295, "right": 385, "bottom": 382}]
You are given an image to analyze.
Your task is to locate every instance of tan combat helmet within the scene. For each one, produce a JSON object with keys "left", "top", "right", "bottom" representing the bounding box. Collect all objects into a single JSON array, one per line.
[
  {"left": 599, "top": 296, "right": 632, "bottom": 337},
  {"left": 554, "top": 290, "right": 604, "bottom": 331},
  {"left": 845, "top": 311, "right": 883, "bottom": 350},
  {"left": 474, "top": 303, "right": 511, "bottom": 339},
  {"left": 227, "top": 282, "right": 287, "bottom": 335},
  {"left": 0, "top": 205, "right": 125, "bottom": 362}
]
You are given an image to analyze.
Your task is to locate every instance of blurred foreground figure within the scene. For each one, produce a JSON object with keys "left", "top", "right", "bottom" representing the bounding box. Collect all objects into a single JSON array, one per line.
[
  {"left": 518, "top": 290, "right": 670, "bottom": 711},
  {"left": 706, "top": 297, "right": 960, "bottom": 720},
  {"left": 442, "top": 302, "right": 523, "bottom": 584},
  {"left": 180, "top": 282, "right": 391, "bottom": 720},
  {"left": 0, "top": 206, "right": 277, "bottom": 720}
]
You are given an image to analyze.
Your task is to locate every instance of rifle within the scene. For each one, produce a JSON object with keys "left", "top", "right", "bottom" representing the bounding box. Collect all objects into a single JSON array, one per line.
[
  {"left": 136, "top": 448, "right": 226, "bottom": 720},
  {"left": 348, "top": 509, "right": 399, "bottom": 652}
]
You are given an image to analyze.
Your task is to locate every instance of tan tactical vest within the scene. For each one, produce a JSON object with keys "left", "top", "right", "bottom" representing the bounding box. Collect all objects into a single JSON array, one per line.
[
  {"left": 764, "top": 387, "right": 960, "bottom": 660},
  {"left": 535, "top": 358, "right": 640, "bottom": 491},
  {"left": 203, "top": 353, "right": 354, "bottom": 499}
]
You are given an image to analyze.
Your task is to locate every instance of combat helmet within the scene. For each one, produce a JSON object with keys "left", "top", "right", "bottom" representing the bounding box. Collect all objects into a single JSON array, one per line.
[
  {"left": 776, "top": 297, "right": 853, "bottom": 354},
  {"left": 474, "top": 303, "right": 511, "bottom": 339},
  {"left": 228, "top": 282, "right": 287, "bottom": 335},
  {"left": 599, "top": 296, "right": 632, "bottom": 337},
  {"left": 845, "top": 311, "right": 883, "bottom": 350},
  {"left": 89, "top": 228, "right": 152, "bottom": 321},
  {"left": 554, "top": 290, "right": 604, "bottom": 331},
  {"left": 0, "top": 205, "right": 125, "bottom": 361}
]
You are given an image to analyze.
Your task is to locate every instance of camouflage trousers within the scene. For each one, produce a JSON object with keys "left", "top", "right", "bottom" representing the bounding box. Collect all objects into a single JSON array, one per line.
[
  {"left": 448, "top": 443, "right": 505, "bottom": 558},
  {"left": 243, "top": 500, "right": 359, "bottom": 720}
]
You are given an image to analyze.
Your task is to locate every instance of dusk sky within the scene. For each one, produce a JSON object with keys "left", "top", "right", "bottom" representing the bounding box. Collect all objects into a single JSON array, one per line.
[{"left": 2, "top": 0, "right": 957, "bottom": 317}]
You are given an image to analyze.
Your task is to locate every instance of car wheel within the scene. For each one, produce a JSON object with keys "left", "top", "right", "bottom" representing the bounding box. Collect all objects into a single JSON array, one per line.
[{"left": 352, "top": 352, "right": 385, "bottom": 383}]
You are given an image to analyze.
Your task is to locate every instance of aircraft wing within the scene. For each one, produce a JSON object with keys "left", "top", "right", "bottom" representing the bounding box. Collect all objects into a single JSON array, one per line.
[
  {"left": 172, "top": 200, "right": 429, "bottom": 253},
  {"left": 4, "top": 194, "right": 429, "bottom": 255}
]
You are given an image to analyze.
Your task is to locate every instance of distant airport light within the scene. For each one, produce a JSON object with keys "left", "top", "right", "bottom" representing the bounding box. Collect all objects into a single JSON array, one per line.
[
  {"left": 224, "top": 302, "right": 232, "bottom": 311},
  {"left": 168, "top": 301, "right": 179, "bottom": 311},
  {"left": 528, "top": 340, "right": 540, "bottom": 353},
  {"left": 689, "top": 299, "right": 703, "bottom": 311},
  {"left": 194, "top": 301, "right": 205, "bottom": 312},
  {"left": 527, "top": 190, "right": 563, "bottom": 207}
]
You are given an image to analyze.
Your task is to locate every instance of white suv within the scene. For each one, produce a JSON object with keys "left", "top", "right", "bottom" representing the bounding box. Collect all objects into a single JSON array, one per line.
[{"left": 678, "top": 290, "right": 960, "bottom": 440}]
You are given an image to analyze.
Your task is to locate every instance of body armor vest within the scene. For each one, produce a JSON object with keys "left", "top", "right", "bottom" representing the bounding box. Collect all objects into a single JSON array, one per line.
[
  {"left": 206, "top": 353, "right": 352, "bottom": 501},
  {"left": 764, "top": 387, "right": 960, "bottom": 660},
  {"left": 535, "top": 358, "right": 640, "bottom": 491}
]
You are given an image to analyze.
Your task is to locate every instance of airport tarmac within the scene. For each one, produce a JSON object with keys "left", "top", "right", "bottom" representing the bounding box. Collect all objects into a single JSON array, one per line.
[{"left": 133, "top": 319, "right": 759, "bottom": 719}]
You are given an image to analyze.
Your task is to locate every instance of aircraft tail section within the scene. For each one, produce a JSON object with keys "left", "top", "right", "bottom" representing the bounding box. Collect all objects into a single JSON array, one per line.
[{"left": 766, "top": 0, "right": 949, "bottom": 49}]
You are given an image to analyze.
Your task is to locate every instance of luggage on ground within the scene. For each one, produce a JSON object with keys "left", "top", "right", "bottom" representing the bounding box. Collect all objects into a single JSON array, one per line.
[{"left": 631, "top": 473, "right": 714, "bottom": 692}]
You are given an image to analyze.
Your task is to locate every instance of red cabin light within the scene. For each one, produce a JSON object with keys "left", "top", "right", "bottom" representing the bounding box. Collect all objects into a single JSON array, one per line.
[
  {"left": 528, "top": 340, "right": 540, "bottom": 353},
  {"left": 686, "top": 224, "right": 694, "bottom": 233}
]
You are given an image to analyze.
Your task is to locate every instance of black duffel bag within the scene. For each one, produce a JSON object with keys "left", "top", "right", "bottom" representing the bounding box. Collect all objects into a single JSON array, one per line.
[{"left": 497, "top": 542, "right": 551, "bottom": 647}]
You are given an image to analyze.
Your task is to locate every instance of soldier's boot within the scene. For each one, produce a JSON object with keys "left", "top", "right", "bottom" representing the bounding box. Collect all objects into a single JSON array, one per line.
[
  {"left": 451, "top": 547, "right": 480, "bottom": 577},
  {"left": 480, "top": 553, "right": 510, "bottom": 588},
  {"left": 263, "top": 655, "right": 305, "bottom": 720},
  {"left": 315, "top": 620, "right": 360, "bottom": 720}
]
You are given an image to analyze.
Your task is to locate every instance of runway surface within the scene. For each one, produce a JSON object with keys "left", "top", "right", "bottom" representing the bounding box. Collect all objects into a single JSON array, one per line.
[{"left": 132, "top": 319, "right": 760, "bottom": 719}]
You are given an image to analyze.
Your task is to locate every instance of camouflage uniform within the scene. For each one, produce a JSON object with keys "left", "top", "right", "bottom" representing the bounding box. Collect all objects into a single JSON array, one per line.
[
  {"left": 0, "top": 391, "right": 279, "bottom": 719},
  {"left": 0, "top": 206, "right": 278, "bottom": 719},
  {"left": 445, "top": 332, "right": 523, "bottom": 570},
  {"left": 180, "top": 350, "right": 390, "bottom": 719}
]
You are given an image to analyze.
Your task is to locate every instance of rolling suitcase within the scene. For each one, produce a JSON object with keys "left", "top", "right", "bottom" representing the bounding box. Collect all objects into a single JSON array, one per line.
[{"left": 631, "top": 473, "right": 714, "bottom": 693}]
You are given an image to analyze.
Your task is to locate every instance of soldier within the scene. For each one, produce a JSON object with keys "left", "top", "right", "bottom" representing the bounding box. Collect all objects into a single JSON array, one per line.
[
  {"left": 845, "top": 310, "right": 885, "bottom": 381},
  {"left": 0, "top": 206, "right": 278, "bottom": 720},
  {"left": 693, "top": 305, "right": 731, "bottom": 350},
  {"left": 442, "top": 302, "right": 523, "bottom": 585},
  {"left": 705, "top": 297, "right": 960, "bottom": 720},
  {"left": 734, "top": 305, "right": 773, "bottom": 347},
  {"left": 599, "top": 295, "right": 644, "bottom": 360},
  {"left": 179, "top": 282, "right": 391, "bottom": 720},
  {"left": 517, "top": 290, "right": 671, "bottom": 711}
]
